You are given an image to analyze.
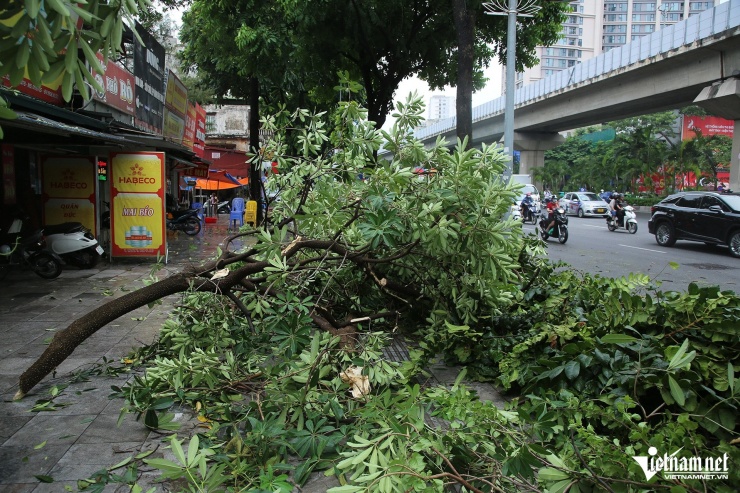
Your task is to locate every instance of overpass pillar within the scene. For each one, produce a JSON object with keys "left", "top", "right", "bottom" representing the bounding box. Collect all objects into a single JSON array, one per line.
[
  {"left": 513, "top": 132, "right": 564, "bottom": 188},
  {"left": 732, "top": 121, "right": 740, "bottom": 192}
]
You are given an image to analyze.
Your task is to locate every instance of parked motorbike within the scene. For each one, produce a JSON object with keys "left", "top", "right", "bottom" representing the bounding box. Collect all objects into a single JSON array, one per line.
[
  {"left": 217, "top": 201, "right": 231, "bottom": 214},
  {"left": 521, "top": 202, "right": 538, "bottom": 224},
  {"left": 539, "top": 207, "right": 569, "bottom": 244},
  {"left": 44, "top": 222, "right": 103, "bottom": 268},
  {"left": 167, "top": 208, "right": 202, "bottom": 235},
  {"left": 0, "top": 219, "right": 63, "bottom": 279},
  {"left": 605, "top": 205, "right": 638, "bottom": 234}
]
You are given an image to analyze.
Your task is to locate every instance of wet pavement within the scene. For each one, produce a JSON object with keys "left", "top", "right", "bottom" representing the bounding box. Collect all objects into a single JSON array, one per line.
[{"left": 0, "top": 215, "right": 506, "bottom": 492}]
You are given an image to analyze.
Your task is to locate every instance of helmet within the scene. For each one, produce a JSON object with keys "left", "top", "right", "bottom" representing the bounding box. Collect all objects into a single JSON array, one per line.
[
  {"left": 526, "top": 192, "right": 531, "bottom": 196},
  {"left": 600, "top": 189, "right": 604, "bottom": 193}
]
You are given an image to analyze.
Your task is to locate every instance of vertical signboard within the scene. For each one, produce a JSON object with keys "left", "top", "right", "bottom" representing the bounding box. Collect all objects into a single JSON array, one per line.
[
  {"left": 41, "top": 156, "right": 96, "bottom": 231},
  {"left": 193, "top": 103, "right": 207, "bottom": 157},
  {"left": 90, "top": 54, "right": 136, "bottom": 116},
  {"left": 133, "top": 21, "right": 166, "bottom": 135},
  {"left": 182, "top": 103, "right": 197, "bottom": 150},
  {"left": 2, "top": 145, "right": 15, "bottom": 205},
  {"left": 110, "top": 152, "right": 166, "bottom": 258}
]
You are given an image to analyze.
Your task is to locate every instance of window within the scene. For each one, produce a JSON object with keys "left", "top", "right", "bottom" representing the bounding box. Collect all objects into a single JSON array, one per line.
[
  {"left": 701, "top": 196, "right": 728, "bottom": 211},
  {"left": 544, "top": 57, "right": 554, "bottom": 67},
  {"left": 633, "top": 13, "right": 656, "bottom": 21},
  {"left": 632, "top": 2, "right": 656, "bottom": 11},
  {"left": 676, "top": 195, "right": 702, "bottom": 208},
  {"left": 604, "top": 14, "right": 627, "bottom": 21},
  {"left": 568, "top": 60, "right": 576, "bottom": 67},
  {"left": 206, "top": 114, "right": 216, "bottom": 133}
]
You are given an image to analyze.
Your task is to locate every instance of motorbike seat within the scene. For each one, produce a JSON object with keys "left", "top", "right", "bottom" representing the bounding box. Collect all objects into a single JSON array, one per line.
[
  {"left": 44, "top": 223, "right": 86, "bottom": 235},
  {"left": 169, "top": 208, "right": 196, "bottom": 220}
]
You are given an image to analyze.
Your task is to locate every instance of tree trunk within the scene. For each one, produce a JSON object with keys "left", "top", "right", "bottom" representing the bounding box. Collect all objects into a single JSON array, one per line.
[{"left": 452, "top": 0, "right": 475, "bottom": 146}]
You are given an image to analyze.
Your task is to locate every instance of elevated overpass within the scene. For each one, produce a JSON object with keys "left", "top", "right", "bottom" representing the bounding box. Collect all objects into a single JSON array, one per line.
[{"left": 412, "top": 0, "right": 740, "bottom": 190}]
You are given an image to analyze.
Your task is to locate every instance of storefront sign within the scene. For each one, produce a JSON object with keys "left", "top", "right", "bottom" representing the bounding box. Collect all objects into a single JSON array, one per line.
[
  {"left": 133, "top": 22, "right": 165, "bottom": 135},
  {"left": 109, "top": 152, "right": 166, "bottom": 258},
  {"left": 41, "top": 156, "right": 96, "bottom": 231},
  {"left": 682, "top": 116, "right": 734, "bottom": 140},
  {"left": 183, "top": 103, "right": 197, "bottom": 150},
  {"left": 2, "top": 145, "right": 15, "bottom": 205},
  {"left": 193, "top": 103, "right": 207, "bottom": 157},
  {"left": 164, "top": 70, "right": 189, "bottom": 117},
  {"left": 163, "top": 107, "right": 186, "bottom": 143},
  {"left": 90, "top": 54, "right": 135, "bottom": 115}
]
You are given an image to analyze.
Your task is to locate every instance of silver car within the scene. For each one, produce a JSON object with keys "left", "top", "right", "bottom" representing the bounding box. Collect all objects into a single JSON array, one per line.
[{"left": 561, "top": 192, "right": 610, "bottom": 217}]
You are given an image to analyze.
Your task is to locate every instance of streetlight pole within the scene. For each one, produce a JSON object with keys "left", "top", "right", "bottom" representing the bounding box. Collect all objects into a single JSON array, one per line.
[{"left": 483, "top": 0, "right": 541, "bottom": 181}]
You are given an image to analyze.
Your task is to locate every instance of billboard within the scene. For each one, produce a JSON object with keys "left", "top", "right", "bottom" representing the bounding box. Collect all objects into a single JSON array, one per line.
[
  {"left": 41, "top": 156, "right": 97, "bottom": 232},
  {"left": 183, "top": 103, "right": 197, "bottom": 150},
  {"left": 682, "top": 116, "right": 734, "bottom": 140},
  {"left": 193, "top": 103, "right": 207, "bottom": 157},
  {"left": 133, "top": 22, "right": 166, "bottom": 134},
  {"left": 109, "top": 152, "right": 166, "bottom": 258}
]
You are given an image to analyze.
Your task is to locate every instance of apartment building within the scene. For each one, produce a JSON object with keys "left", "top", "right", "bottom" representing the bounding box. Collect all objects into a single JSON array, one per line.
[{"left": 515, "top": 0, "right": 720, "bottom": 87}]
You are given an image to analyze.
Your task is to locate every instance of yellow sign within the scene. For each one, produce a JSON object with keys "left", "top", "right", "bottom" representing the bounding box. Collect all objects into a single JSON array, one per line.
[
  {"left": 41, "top": 157, "right": 96, "bottom": 231},
  {"left": 110, "top": 152, "right": 166, "bottom": 258}
]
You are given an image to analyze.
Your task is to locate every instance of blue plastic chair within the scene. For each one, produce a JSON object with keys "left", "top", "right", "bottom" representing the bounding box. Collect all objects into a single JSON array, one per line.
[
  {"left": 191, "top": 202, "right": 204, "bottom": 221},
  {"left": 229, "top": 198, "right": 245, "bottom": 228}
]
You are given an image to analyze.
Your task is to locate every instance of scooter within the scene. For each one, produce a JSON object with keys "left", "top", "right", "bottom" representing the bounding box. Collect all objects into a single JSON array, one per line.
[
  {"left": 605, "top": 205, "right": 638, "bottom": 234},
  {"left": 0, "top": 218, "right": 63, "bottom": 279},
  {"left": 520, "top": 202, "right": 539, "bottom": 224},
  {"left": 44, "top": 222, "right": 103, "bottom": 269},
  {"left": 167, "top": 207, "right": 202, "bottom": 235},
  {"left": 217, "top": 201, "right": 231, "bottom": 214},
  {"left": 538, "top": 207, "right": 569, "bottom": 244}
]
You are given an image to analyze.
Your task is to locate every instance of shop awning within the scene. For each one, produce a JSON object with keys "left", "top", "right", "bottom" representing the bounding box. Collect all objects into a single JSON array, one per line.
[{"left": 194, "top": 170, "right": 248, "bottom": 190}]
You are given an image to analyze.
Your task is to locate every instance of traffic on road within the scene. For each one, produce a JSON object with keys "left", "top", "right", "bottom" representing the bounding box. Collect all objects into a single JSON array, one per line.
[{"left": 522, "top": 209, "right": 738, "bottom": 293}]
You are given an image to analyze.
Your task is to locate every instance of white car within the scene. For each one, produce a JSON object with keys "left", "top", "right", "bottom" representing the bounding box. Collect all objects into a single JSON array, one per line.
[{"left": 560, "top": 192, "right": 610, "bottom": 217}]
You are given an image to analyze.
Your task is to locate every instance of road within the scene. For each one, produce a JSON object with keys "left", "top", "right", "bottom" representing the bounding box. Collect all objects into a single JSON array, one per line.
[{"left": 521, "top": 212, "right": 739, "bottom": 294}]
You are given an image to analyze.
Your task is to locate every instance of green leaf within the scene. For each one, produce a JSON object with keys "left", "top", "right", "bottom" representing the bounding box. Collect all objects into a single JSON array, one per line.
[
  {"left": 601, "top": 334, "right": 639, "bottom": 344},
  {"left": 668, "top": 375, "right": 686, "bottom": 406},
  {"left": 669, "top": 261, "right": 680, "bottom": 270},
  {"left": 35, "top": 475, "right": 54, "bottom": 483},
  {"left": 34, "top": 440, "right": 47, "bottom": 450},
  {"left": 538, "top": 467, "right": 569, "bottom": 481},
  {"left": 564, "top": 360, "right": 580, "bottom": 380}
]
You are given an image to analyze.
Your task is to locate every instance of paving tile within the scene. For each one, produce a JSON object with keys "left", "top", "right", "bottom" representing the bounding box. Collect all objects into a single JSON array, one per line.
[
  {"left": 0, "top": 483, "right": 36, "bottom": 493},
  {"left": 0, "top": 444, "right": 70, "bottom": 484},
  {"left": 48, "top": 441, "right": 148, "bottom": 480},
  {"left": 77, "top": 413, "right": 150, "bottom": 444},
  {"left": 3, "top": 414, "right": 97, "bottom": 447},
  {"left": 0, "top": 416, "right": 33, "bottom": 444}
]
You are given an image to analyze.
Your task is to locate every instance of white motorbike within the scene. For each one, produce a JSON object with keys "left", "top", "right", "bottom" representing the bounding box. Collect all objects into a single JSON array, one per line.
[
  {"left": 605, "top": 205, "right": 638, "bottom": 234},
  {"left": 44, "top": 222, "right": 104, "bottom": 269}
]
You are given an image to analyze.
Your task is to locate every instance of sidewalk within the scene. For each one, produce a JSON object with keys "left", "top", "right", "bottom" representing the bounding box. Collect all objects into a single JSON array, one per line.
[{"left": 0, "top": 217, "right": 239, "bottom": 492}]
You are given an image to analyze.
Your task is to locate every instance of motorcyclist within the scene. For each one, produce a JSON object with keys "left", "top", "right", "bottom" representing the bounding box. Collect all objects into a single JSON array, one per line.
[
  {"left": 545, "top": 196, "right": 558, "bottom": 234},
  {"left": 609, "top": 193, "right": 625, "bottom": 226},
  {"left": 520, "top": 192, "right": 535, "bottom": 221}
]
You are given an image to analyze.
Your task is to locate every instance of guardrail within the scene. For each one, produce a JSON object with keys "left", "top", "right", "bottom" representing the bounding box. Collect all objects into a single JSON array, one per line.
[{"left": 414, "top": 0, "right": 740, "bottom": 141}]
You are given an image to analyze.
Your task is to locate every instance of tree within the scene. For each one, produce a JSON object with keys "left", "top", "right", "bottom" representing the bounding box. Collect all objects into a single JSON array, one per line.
[
  {"left": 16, "top": 94, "right": 529, "bottom": 398},
  {"left": 0, "top": 1, "right": 144, "bottom": 136},
  {"left": 681, "top": 131, "right": 732, "bottom": 188}
]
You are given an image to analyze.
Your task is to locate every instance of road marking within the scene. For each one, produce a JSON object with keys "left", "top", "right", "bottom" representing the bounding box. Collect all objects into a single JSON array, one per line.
[
  {"left": 583, "top": 224, "right": 609, "bottom": 229},
  {"left": 618, "top": 244, "right": 665, "bottom": 254}
]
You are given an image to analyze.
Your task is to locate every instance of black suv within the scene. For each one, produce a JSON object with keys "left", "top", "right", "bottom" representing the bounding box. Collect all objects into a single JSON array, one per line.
[{"left": 647, "top": 191, "right": 740, "bottom": 258}]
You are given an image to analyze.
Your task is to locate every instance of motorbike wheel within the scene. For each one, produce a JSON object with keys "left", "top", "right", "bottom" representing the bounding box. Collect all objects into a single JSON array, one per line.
[
  {"left": 558, "top": 226, "right": 569, "bottom": 244},
  {"left": 32, "top": 253, "right": 63, "bottom": 279},
  {"left": 607, "top": 222, "right": 617, "bottom": 232},
  {"left": 72, "top": 247, "right": 100, "bottom": 269},
  {"left": 539, "top": 227, "right": 549, "bottom": 241},
  {"left": 183, "top": 217, "right": 202, "bottom": 236},
  {"left": 530, "top": 213, "right": 537, "bottom": 225},
  {"left": 628, "top": 222, "right": 638, "bottom": 234}
]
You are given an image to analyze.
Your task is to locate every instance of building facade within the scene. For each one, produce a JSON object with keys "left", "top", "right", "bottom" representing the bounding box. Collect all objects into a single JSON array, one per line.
[{"left": 516, "top": 0, "right": 720, "bottom": 87}]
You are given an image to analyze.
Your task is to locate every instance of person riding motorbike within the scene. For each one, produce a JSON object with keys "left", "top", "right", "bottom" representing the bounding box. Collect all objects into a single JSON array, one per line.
[
  {"left": 545, "top": 196, "right": 558, "bottom": 234},
  {"left": 609, "top": 193, "right": 625, "bottom": 226},
  {"left": 520, "top": 192, "right": 535, "bottom": 221}
]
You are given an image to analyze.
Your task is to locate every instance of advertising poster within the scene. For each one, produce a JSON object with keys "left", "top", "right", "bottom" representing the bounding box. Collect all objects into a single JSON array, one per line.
[
  {"left": 682, "top": 116, "right": 734, "bottom": 140},
  {"left": 41, "top": 156, "right": 96, "bottom": 231},
  {"left": 133, "top": 22, "right": 166, "bottom": 135},
  {"left": 110, "top": 152, "right": 166, "bottom": 258},
  {"left": 182, "top": 103, "right": 197, "bottom": 150}
]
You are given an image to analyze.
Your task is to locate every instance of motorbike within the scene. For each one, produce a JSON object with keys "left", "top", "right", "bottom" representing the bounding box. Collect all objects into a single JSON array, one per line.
[
  {"left": 167, "top": 207, "right": 202, "bottom": 235},
  {"left": 605, "top": 205, "right": 638, "bottom": 234},
  {"left": 44, "top": 222, "right": 103, "bottom": 269},
  {"left": 520, "top": 201, "right": 538, "bottom": 224},
  {"left": 217, "top": 200, "right": 231, "bottom": 214},
  {"left": 0, "top": 218, "right": 63, "bottom": 279},
  {"left": 539, "top": 207, "right": 569, "bottom": 244}
]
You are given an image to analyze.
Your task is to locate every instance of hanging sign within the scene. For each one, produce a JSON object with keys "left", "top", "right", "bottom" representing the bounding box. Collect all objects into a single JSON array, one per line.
[{"left": 109, "top": 152, "right": 166, "bottom": 258}]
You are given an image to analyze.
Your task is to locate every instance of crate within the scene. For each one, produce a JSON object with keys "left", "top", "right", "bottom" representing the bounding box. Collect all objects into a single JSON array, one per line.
[{"left": 204, "top": 217, "right": 217, "bottom": 224}]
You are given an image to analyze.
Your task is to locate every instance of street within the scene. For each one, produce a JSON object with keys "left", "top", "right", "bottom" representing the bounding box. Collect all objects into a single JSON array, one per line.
[{"left": 522, "top": 212, "right": 739, "bottom": 293}]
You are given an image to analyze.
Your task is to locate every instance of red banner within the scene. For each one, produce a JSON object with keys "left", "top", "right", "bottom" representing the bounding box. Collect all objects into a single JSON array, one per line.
[
  {"left": 193, "top": 103, "right": 206, "bottom": 157},
  {"left": 182, "top": 103, "right": 197, "bottom": 150},
  {"left": 682, "top": 116, "right": 734, "bottom": 140}
]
